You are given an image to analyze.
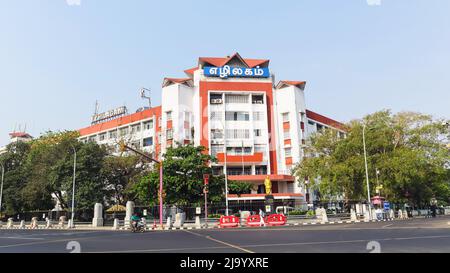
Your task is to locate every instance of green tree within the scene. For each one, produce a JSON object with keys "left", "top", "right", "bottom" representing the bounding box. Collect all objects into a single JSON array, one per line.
[
  {"left": 228, "top": 181, "right": 254, "bottom": 196},
  {"left": 294, "top": 110, "right": 450, "bottom": 208},
  {"left": 128, "top": 144, "right": 225, "bottom": 208}
]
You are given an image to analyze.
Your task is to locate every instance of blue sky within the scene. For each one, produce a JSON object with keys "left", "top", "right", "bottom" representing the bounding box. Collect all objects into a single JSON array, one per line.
[{"left": 0, "top": 0, "right": 449, "bottom": 146}]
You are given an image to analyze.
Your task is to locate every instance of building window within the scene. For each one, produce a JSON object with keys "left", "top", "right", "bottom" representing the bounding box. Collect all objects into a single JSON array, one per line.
[
  {"left": 285, "top": 148, "right": 292, "bottom": 157},
  {"left": 211, "top": 144, "right": 224, "bottom": 157},
  {"left": 211, "top": 129, "right": 224, "bottom": 139},
  {"left": 225, "top": 111, "right": 249, "bottom": 121},
  {"left": 282, "top": 112, "right": 290, "bottom": 122},
  {"left": 109, "top": 130, "right": 117, "bottom": 139},
  {"left": 99, "top": 133, "right": 106, "bottom": 141},
  {"left": 131, "top": 124, "right": 141, "bottom": 134},
  {"left": 255, "top": 166, "right": 267, "bottom": 175},
  {"left": 283, "top": 129, "right": 290, "bottom": 139},
  {"left": 184, "top": 128, "right": 190, "bottom": 139},
  {"left": 254, "top": 144, "right": 266, "bottom": 154},
  {"left": 227, "top": 167, "right": 251, "bottom": 175},
  {"left": 210, "top": 94, "right": 223, "bottom": 104},
  {"left": 166, "top": 129, "right": 173, "bottom": 140},
  {"left": 119, "top": 127, "right": 128, "bottom": 137},
  {"left": 252, "top": 95, "right": 264, "bottom": 104},
  {"left": 158, "top": 133, "right": 161, "bottom": 144},
  {"left": 166, "top": 111, "right": 172, "bottom": 121},
  {"left": 131, "top": 141, "right": 140, "bottom": 149},
  {"left": 143, "top": 120, "right": 153, "bottom": 130},
  {"left": 317, "top": 124, "right": 324, "bottom": 132},
  {"left": 225, "top": 94, "right": 248, "bottom": 104},
  {"left": 143, "top": 137, "right": 153, "bottom": 147},
  {"left": 158, "top": 117, "right": 162, "bottom": 127},
  {"left": 254, "top": 129, "right": 262, "bottom": 137},
  {"left": 226, "top": 147, "right": 252, "bottom": 155},
  {"left": 253, "top": 112, "right": 264, "bottom": 121},
  {"left": 226, "top": 129, "right": 250, "bottom": 139},
  {"left": 210, "top": 111, "right": 223, "bottom": 121},
  {"left": 88, "top": 136, "right": 97, "bottom": 142}
]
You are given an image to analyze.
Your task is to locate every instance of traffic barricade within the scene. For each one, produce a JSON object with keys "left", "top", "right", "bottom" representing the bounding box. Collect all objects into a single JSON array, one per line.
[
  {"left": 219, "top": 215, "right": 240, "bottom": 228},
  {"left": 246, "top": 214, "right": 264, "bottom": 227},
  {"left": 264, "top": 214, "right": 287, "bottom": 226}
]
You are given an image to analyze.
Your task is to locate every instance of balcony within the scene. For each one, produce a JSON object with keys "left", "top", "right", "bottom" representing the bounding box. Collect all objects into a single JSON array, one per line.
[{"left": 216, "top": 152, "right": 263, "bottom": 164}]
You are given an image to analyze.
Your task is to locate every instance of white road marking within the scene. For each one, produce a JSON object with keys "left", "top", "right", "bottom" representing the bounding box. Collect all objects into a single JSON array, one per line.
[
  {"left": 183, "top": 230, "right": 254, "bottom": 253},
  {"left": 0, "top": 237, "right": 44, "bottom": 240}
]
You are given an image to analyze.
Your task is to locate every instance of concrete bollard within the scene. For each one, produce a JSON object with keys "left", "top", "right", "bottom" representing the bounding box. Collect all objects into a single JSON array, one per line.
[
  {"left": 173, "top": 213, "right": 185, "bottom": 228},
  {"left": 389, "top": 209, "right": 395, "bottom": 220},
  {"left": 19, "top": 220, "right": 25, "bottom": 229},
  {"left": 92, "top": 203, "right": 104, "bottom": 227},
  {"left": 372, "top": 209, "right": 378, "bottom": 221},
  {"left": 195, "top": 216, "right": 201, "bottom": 229},
  {"left": 45, "top": 218, "right": 53, "bottom": 228},
  {"left": 350, "top": 209, "right": 357, "bottom": 222},
  {"left": 404, "top": 210, "right": 409, "bottom": 219},
  {"left": 30, "top": 217, "right": 39, "bottom": 229},
  {"left": 240, "top": 211, "right": 250, "bottom": 227},
  {"left": 124, "top": 201, "right": 135, "bottom": 229},
  {"left": 112, "top": 218, "right": 119, "bottom": 230},
  {"left": 166, "top": 216, "right": 172, "bottom": 228},
  {"left": 59, "top": 216, "right": 66, "bottom": 228},
  {"left": 321, "top": 208, "right": 328, "bottom": 223},
  {"left": 364, "top": 210, "right": 370, "bottom": 222},
  {"left": 7, "top": 218, "right": 14, "bottom": 229}
]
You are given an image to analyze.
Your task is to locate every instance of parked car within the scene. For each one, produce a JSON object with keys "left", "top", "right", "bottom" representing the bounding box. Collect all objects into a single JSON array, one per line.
[{"left": 276, "top": 206, "right": 295, "bottom": 214}]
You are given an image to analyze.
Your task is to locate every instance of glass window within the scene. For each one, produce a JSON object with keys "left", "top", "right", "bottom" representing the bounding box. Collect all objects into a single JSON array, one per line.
[
  {"left": 119, "top": 127, "right": 128, "bottom": 136},
  {"left": 166, "top": 111, "right": 172, "bottom": 121},
  {"left": 285, "top": 148, "right": 292, "bottom": 157},
  {"left": 252, "top": 95, "right": 264, "bottom": 104},
  {"left": 254, "top": 129, "right": 262, "bottom": 137},
  {"left": 99, "top": 133, "right": 106, "bottom": 141},
  {"left": 109, "top": 130, "right": 117, "bottom": 139},
  {"left": 143, "top": 137, "right": 153, "bottom": 147},
  {"left": 225, "top": 111, "right": 249, "bottom": 121},
  {"left": 143, "top": 120, "right": 153, "bottom": 130},
  {"left": 211, "top": 129, "right": 224, "bottom": 139},
  {"left": 283, "top": 128, "right": 290, "bottom": 139},
  {"left": 166, "top": 129, "right": 173, "bottom": 140},
  {"left": 225, "top": 94, "right": 248, "bottom": 104},
  {"left": 131, "top": 124, "right": 141, "bottom": 134},
  {"left": 282, "top": 112, "right": 290, "bottom": 122}
]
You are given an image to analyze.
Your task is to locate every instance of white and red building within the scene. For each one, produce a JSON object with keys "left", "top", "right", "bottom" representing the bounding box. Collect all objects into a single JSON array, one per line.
[{"left": 79, "top": 53, "right": 345, "bottom": 207}]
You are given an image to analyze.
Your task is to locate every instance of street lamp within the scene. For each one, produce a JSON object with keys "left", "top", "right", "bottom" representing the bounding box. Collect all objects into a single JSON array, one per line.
[
  {"left": 362, "top": 123, "right": 372, "bottom": 219},
  {"left": 69, "top": 145, "right": 77, "bottom": 228},
  {"left": 218, "top": 119, "right": 229, "bottom": 216},
  {"left": 0, "top": 161, "right": 5, "bottom": 218}
]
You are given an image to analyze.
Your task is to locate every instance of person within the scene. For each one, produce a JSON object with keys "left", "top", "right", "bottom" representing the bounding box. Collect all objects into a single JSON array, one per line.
[{"left": 131, "top": 213, "right": 141, "bottom": 230}]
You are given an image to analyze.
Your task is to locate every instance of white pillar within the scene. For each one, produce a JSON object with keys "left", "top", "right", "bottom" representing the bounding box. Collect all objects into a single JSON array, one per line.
[
  {"left": 389, "top": 209, "right": 395, "bottom": 219},
  {"left": 364, "top": 210, "right": 370, "bottom": 222},
  {"left": 166, "top": 216, "right": 172, "bottom": 228},
  {"left": 195, "top": 216, "right": 201, "bottom": 229},
  {"left": 19, "top": 220, "right": 25, "bottom": 229},
  {"left": 92, "top": 203, "right": 104, "bottom": 227},
  {"left": 124, "top": 201, "right": 135, "bottom": 228},
  {"left": 45, "top": 218, "right": 52, "bottom": 228},
  {"left": 321, "top": 208, "right": 328, "bottom": 223},
  {"left": 59, "top": 216, "right": 66, "bottom": 228},
  {"left": 112, "top": 218, "right": 119, "bottom": 230},
  {"left": 350, "top": 209, "right": 357, "bottom": 222}
]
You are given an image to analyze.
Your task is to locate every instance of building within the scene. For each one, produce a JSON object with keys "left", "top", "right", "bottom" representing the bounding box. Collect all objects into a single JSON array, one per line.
[
  {"left": 78, "top": 53, "right": 345, "bottom": 207},
  {"left": 0, "top": 132, "right": 34, "bottom": 155}
]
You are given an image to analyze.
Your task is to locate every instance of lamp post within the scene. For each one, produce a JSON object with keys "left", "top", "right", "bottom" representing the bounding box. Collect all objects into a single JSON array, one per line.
[
  {"left": 119, "top": 141, "right": 164, "bottom": 227},
  {"left": 362, "top": 123, "right": 372, "bottom": 219},
  {"left": 219, "top": 119, "right": 229, "bottom": 216},
  {"left": 70, "top": 145, "right": 76, "bottom": 228},
  {"left": 0, "top": 162, "right": 5, "bottom": 218}
]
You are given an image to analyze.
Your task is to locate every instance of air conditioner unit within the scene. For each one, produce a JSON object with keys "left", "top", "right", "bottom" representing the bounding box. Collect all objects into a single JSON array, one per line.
[{"left": 211, "top": 99, "right": 223, "bottom": 104}]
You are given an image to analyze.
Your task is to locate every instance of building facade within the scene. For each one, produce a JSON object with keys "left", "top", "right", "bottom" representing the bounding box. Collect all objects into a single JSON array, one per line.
[{"left": 78, "top": 53, "right": 345, "bottom": 206}]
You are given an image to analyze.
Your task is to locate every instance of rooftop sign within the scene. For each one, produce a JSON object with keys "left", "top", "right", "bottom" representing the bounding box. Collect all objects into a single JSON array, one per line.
[
  {"left": 204, "top": 65, "right": 270, "bottom": 79},
  {"left": 91, "top": 106, "right": 128, "bottom": 125}
]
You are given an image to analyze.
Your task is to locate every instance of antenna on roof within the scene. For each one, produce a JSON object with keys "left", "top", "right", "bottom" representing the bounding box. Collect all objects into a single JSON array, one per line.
[
  {"left": 140, "top": 87, "right": 151, "bottom": 108},
  {"left": 94, "top": 100, "right": 99, "bottom": 116}
]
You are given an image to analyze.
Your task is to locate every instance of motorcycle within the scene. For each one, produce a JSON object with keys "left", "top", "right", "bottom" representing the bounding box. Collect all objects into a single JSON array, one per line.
[{"left": 131, "top": 220, "right": 146, "bottom": 233}]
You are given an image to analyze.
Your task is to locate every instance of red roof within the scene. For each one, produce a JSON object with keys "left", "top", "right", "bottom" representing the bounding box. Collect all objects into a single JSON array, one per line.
[
  {"left": 276, "top": 81, "right": 307, "bottom": 90},
  {"left": 79, "top": 106, "right": 162, "bottom": 136},
  {"left": 9, "top": 132, "right": 32, "bottom": 138},
  {"left": 199, "top": 52, "right": 269, "bottom": 68},
  {"left": 306, "top": 109, "right": 346, "bottom": 131},
  {"left": 184, "top": 67, "right": 198, "bottom": 76}
]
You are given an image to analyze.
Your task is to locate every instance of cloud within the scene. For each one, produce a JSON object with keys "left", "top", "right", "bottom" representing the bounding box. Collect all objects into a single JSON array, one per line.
[{"left": 367, "top": 0, "right": 382, "bottom": 6}]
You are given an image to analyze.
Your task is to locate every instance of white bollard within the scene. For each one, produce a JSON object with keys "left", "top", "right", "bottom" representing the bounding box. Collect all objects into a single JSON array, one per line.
[
  {"left": 372, "top": 209, "right": 378, "bottom": 221},
  {"left": 59, "top": 216, "right": 66, "bottom": 229},
  {"left": 321, "top": 208, "right": 328, "bottom": 223},
  {"left": 350, "top": 209, "right": 357, "bottom": 222},
  {"left": 173, "top": 213, "right": 185, "bottom": 228},
  {"left": 45, "top": 218, "right": 52, "bottom": 229},
  {"left": 195, "top": 216, "right": 201, "bottom": 229},
  {"left": 92, "top": 203, "right": 104, "bottom": 227},
  {"left": 389, "top": 209, "right": 395, "bottom": 220},
  {"left": 404, "top": 210, "right": 409, "bottom": 219},
  {"left": 31, "top": 217, "right": 39, "bottom": 229},
  {"left": 112, "top": 218, "right": 119, "bottom": 230},
  {"left": 19, "top": 220, "right": 25, "bottom": 229},
  {"left": 364, "top": 210, "right": 371, "bottom": 222},
  {"left": 166, "top": 216, "right": 172, "bottom": 228},
  {"left": 124, "top": 201, "right": 135, "bottom": 229},
  {"left": 7, "top": 218, "right": 14, "bottom": 229}
]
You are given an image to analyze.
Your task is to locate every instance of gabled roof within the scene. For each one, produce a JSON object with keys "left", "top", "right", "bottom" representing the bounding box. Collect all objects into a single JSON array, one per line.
[
  {"left": 162, "top": 78, "right": 193, "bottom": 88},
  {"left": 198, "top": 52, "right": 269, "bottom": 68},
  {"left": 276, "top": 81, "right": 307, "bottom": 90},
  {"left": 184, "top": 67, "right": 198, "bottom": 77}
]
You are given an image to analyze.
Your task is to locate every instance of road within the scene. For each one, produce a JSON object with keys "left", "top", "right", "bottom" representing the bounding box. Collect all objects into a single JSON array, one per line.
[{"left": 0, "top": 216, "right": 449, "bottom": 253}]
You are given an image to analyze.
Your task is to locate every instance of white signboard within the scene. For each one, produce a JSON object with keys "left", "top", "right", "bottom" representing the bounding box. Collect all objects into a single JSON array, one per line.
[{"left": 92, "top": 106, "right": 128, "bottom": 124}]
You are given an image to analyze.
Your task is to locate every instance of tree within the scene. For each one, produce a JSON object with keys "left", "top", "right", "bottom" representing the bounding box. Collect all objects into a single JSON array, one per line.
[
  {"left": 101, "top": 155, "right": 148, "bottom": 206},
  {"left": 228, "top": 181, "right": 254, "bottom": 196},
  {"left": 128, "top": 144, "right": 225, "bottom": 208},
  {"left": 294, "top": 110, "right": 450, "bottom": 208}
]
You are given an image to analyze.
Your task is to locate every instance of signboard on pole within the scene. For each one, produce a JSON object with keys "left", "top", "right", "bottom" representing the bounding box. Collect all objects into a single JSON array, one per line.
[
  {"left": 203, "top": 174, "right": 210, "bottom": 185},
  {"left": 383, "top": 202, "right": 390, "bottom": 211}
]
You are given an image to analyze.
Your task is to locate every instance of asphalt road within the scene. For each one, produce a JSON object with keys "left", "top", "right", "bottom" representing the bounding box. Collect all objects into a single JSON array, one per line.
[{"left": 0, "top": 216, "right": 449, "bottom": 253}]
